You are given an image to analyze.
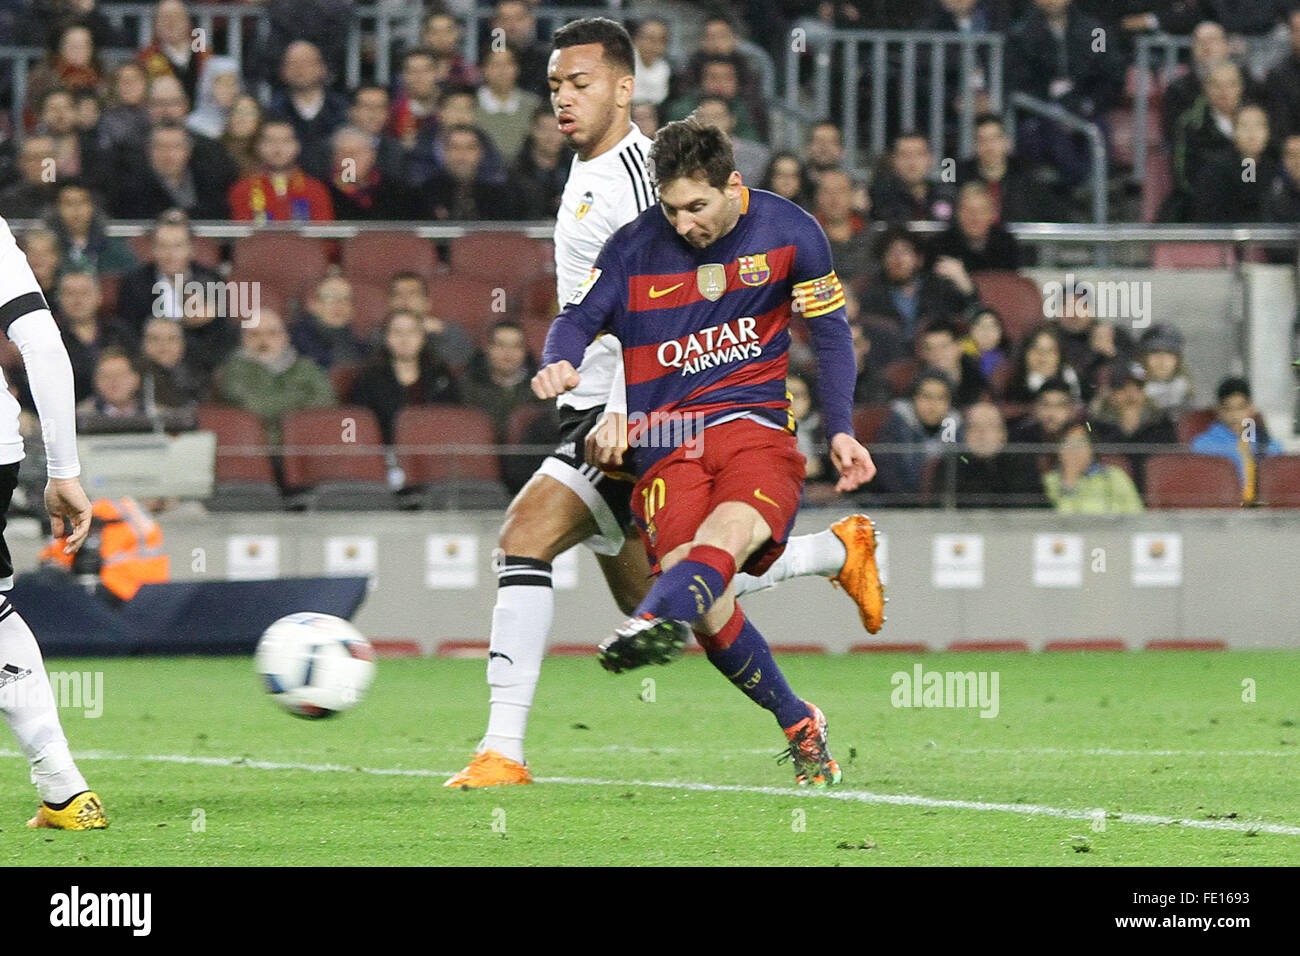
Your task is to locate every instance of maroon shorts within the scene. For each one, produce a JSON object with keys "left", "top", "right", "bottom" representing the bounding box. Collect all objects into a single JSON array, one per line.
[{"left": 630, "top": 418, "right": 805, "bottom": 577}]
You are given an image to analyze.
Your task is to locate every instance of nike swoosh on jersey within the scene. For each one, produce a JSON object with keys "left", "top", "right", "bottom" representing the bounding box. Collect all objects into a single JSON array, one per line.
[
  {"left": 648, "top": 282, "right": 684, "bottom": 298},
  {"left": 753, "top": 489, "right": 779, "bottom": 508}
]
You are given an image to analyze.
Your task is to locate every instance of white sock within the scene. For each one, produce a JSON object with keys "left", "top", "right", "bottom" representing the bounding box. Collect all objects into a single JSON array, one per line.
[
  {"left": 733, "top": 529, "right": 847, "bottom": 596},
  {"left": 0, "top": 595, "right": 88, "bottom": 803},
  {"left": 479, "top": 555, "right": 553, "bottom": 765}
]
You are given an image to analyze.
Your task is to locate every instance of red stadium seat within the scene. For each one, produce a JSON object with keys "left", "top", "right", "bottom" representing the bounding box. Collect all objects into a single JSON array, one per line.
[
  {"left": 1097, "top": 454, "right": 1133, "bottom": 477},
  {"left": 519, "top": 274, "right": 558, "bottom": 321},
  {"left": 425, "top": 274, "right": 505, "bottom": 341},
  {"left": 449, "top": 231, "right": 550, "bottom": 282},
  {"left": 280, "top": 406, "right": 396, "bottom": 510},
  {"left": 1143, "top": 453, "right": 1242, "bottom": 508},
  {"left": 329, "top": 364, "right": 359, "bottom": 403},
  {"left": 1257, "top": 455, "right": 1300, "bottom": 507},
  {"left": 195, "top": 404, "right": 281, "bottom": 510},
  {"left": 971, "top": 271, "right": 1043, "bottom": 346},
  {"left": 341, "top": 232, "right": 438, "bottom": 287},
  {"left": 231, "top": 234, "right": 330, "bottom": 305},
  {"left": 883, "top": 358, "right": 918, "bottom": 397},
  {"left": 1141, "top": 152, "right": 1172, "bottom": 224},
  {"left": 852, "top": 404, "right": 889, "bottom": 444},
  {"left": 96, "top": 273, "right": 119, "bottom": 316},
  {"left": 348, "top": 281, "right": 390, "bottom": 339},
  {"left": 394, "top": 405, "right": 509, "bottom": 508},
  {"left": 520, "top": 318, "right": 550, "bottom": 361},
  {"left": 505, "top": 404, "right": 546, "bottom": 446},
  {"left": 1151, "top": 243, "right": 1233, "bottom": 269},
  {"left": 1175, "top": 408, "right": 1216, "bottom": 445}
]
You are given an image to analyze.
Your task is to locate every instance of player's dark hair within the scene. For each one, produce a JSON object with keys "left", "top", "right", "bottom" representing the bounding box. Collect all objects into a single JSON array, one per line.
[
  {"left": 649, "top": 116, "right": 735, "bottom": 191},
  {"left": 551, "top": 17, "right": 635, "bottom": 77},
  {"left": 1217, "top": 376, "right": 1251, "bottom": 403}
]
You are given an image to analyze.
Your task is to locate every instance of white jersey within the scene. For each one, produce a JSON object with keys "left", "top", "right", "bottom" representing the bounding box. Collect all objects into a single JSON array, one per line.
[
  {"left": 0, "top": 216, "right": 80, "bottom": 477},
  {"left": 553, "top": 124, "right": 655, "bottom": 411}
]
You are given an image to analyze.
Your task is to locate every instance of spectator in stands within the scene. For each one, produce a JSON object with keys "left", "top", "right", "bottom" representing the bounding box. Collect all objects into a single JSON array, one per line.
[
  {"left": 512, "top": 106, "right": 572, "bottom": 219},
  {"left": 24, "top": 22, "right": 103, "bottom": 130},
  {"left": 222, "top": 95, "right": 264, "bottom": 178},
  {"left": 932, "top": 399, "right": 1047, "bottom": 507},
  {"left": 1007, "top": 0, "right": 1123, "bottom": 188},
  {"left": 18, "top": 228, "right": 61, "bottom": 300},
  {"left": 1167, "top": 59, "right": 1247, "bottom": 220},
  {"left": 1189, "top": 103, "right": 1277, "bottom": 221},
  {"left": 812, "top": 169, "right": 872, "bottom": 293},
  {"left": 921, "top": 0, "right": 1011, "bottom": 34},
  {"left": 186, "top": 56, "right": 242, "bottom": 140},
  {"left": 957, "top": 113, "right": 1059, "bottom": 223},
  {"left": 804, "top": 121, "right": 845, "bottom": 187},
  {"left": 1190, "top": 376, "right": 1283, "bottom": 503},
  {"left": 72, "top": 89, "right": 100, "bottom": 139},
  {"left": 861, "top": 227, "right": 976, "bottom": 342},
  {"left": 115, "top": 121, "right": 233, "bottom": 221},
  {"left": 291, "top": 274, "right": 370, "bottom": 370},
  {"left": 632, "top": 17, "right": 672, "bottom": 106},
  {"left": 1264, "top": 131, "right": 1300, "bottom": 220},
  {"left": 761, "top": 151, "right": 812, "bottom": 209},
  {"left": 134, "top": 75, "right": 240, "bottom": 199},
  {"left": 872, "top": 369, "right": 963, "bottom": 499},
  {"left": 327, "top": 125, "right": 411, "bottom": 221},
  {"left": 1077, "top": 316, "right": 1138, "bottom": 403},
  {"left": 493, "top": 1, "right": 552, "bottom": 99},
  {"left": 1044, "top": 420, "right": 1145, "bottom": 513},
  {"left": 388, "top": 48, "right": 443, "bottom": 186},
  {"left": 869, "top": 131, "right": 954, "bottom": 222},
  {"left": 98, "top": 62, "right": 151, "bottom": 153},
  {"left": 786, "top": 372, "right": 831, "bottom": 487},
  {"left": 228, "top": 119, "right": 335, "bottom": 221},
  {"left": 1164, "top": 22, "right": 1232, "bottom": 141},
  {"left": 962, "top": 305, "right": 1011, "bottom": 380},
  {"left": 1266, "top": 10, "right": 1300, "bottom": 142},
  {"left": 477, "top": 47, "right": 541, "bottom": 164},
  {"left": 920, "top": 318, "right": 990, "bottom": 408},
  {"left": 139, "top": 315, "right": 207, "bottom": 409},
  {"left": 178, "top": 297, "right": 240, "bottom": 384},
  {"left": 695, "top": 95, "right": 769, "bottom": 187},
  {"left": 1008, "top": 374, "right": 1079, "bottom": 452},
  {"left": 666, "top": 58, "right": 760, "bottom": 141},
  {"left": 138, "top": 0, "right": 208, "bottom": 105},
  {"left": 43, "top": 178, "right": 136, "bottom": 276},
  {"left": 215, "top": 306, "right": 335, "bottom": 447},
  {"left": 54, "top": 268, "right": 117, "bottom": 400},
  {"left": 116, "top": 210, "right": 223, "bottom": 346},
  {"left": 350, "top": 309, "right": 459, "bottom": 445},
  {"left": 850, "top": 320, "right": 896, "bottom": 405},
  {"left": 1003, "top": 325, "right": 1084, "bottom": 405},
  {"left": 269, "top": 41, "right": 349, "bottom": 184},
  {"left": 431, "top": 88, "right": 508, "bottom": 185},
  {"left": 1047, "top": 292, "right": 1133, "bottom": 397},
  {"left": 928, "top": 182, "right": 1023, "bottom": 272},
  {"left": 388, "top": 272, "right": 474, "bottom": 371},
  {"left": 419, "top": 10, "right": 482, "bottom": 88},
  {"left": 461, "top": 320, "right": 541, "bottom": 440},
  {"left": 76, "top": 347, "right": 148, "bottom": 426},
  {"left": 632, "top": 101, "right": 660, "bottom": 139},
  {"left": 420, "top": 124, "right": 519, "bottom": 220},
  {"left": 0, "top": 135, "right": 58, "bottom": 218},
  {"left": 253, "top": 0, "right": 352, "bottom": 97},
  {"left": 1088, "top": 361, "right": 1177, "bottom": 493},
  {"left": 349, "top": 86, "right": 406, "bottom": 185},
  {"left": 36, "top": 88, "right": 106, "bottom": 187},
  {"left": 1138, "top": 324, "right": 1196, "bottom": 418},
  {"left": 680, "top": 14, "right": 763, "bottom": 125}
]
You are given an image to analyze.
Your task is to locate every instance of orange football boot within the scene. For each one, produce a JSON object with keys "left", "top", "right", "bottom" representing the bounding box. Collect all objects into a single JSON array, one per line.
[
  {"left": 444, "top": 750, "right": 533, "bottom": 788},
  {"left": 829, "top": 514, "right": 886, "bottom": 633}
]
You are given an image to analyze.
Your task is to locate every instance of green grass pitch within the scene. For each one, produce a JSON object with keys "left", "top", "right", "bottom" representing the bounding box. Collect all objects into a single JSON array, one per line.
[{"left": 3, "top": 652, "right": 1297, "bottom": 866}]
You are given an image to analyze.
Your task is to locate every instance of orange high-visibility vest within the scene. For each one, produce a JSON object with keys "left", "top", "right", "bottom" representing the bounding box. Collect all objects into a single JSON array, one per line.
[{"left": 40, "top": 497, "right": 170, "bottom": 601}]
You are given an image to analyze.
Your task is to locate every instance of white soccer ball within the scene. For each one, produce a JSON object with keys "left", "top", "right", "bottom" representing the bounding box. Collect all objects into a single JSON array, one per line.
[{"left": 255, "top": 612, "right": 376, "bottom": 719}]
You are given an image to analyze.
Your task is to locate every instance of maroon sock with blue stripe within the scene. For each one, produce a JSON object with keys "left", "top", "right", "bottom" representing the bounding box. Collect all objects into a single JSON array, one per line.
[
  {"left": 634, "top": 544, "right": 735, "bottom": 624},
  {"left": 696, "top": 605, "right": 810, "bottom": 729}
]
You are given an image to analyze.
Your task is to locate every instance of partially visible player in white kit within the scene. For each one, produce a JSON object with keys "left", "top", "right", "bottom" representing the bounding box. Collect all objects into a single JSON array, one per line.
[
  {"left": 446, "top": 18, "right": 882, "bottom": 788},
  {"left": 0, "top": 216, "right": 106, "bottom": 828}
]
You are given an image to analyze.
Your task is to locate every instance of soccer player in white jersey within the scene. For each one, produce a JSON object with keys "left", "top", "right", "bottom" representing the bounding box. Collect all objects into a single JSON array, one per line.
[
  {"left": 0, "top": 217, "right": 106, "bottom": 828},
  {"left": 446, "top": 18, "right": 883, "bottom": 788}
]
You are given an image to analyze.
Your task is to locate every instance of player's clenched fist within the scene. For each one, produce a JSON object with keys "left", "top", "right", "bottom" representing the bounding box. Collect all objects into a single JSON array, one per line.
[
  {"left": 531, "top": 360, "right": 581, "bottom": 399},
  {"left": 829, "top": 432, "right": 876, "bottom": 492}
]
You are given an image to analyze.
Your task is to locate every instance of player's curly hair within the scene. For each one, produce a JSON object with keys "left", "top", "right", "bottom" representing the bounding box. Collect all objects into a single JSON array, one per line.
[{"left": 648, "top": 116, "right": 735, "bottom": 191}]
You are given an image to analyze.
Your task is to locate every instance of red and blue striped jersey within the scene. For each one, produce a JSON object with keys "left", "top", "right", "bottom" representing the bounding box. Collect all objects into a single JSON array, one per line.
[{"left": 542, "top": 186, "right": 856, "bottom": 473}]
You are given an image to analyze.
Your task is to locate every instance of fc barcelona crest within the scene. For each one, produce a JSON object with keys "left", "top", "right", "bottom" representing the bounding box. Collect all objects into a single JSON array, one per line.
[
  {"left": 697, "top": 263, "right": 727, "bottom": 301},
  {"left": 738, "top": 254, "right": 770, "bottom": 286},
  {"left": 575, "top": 190, "right": 594, "bottom": 220}
]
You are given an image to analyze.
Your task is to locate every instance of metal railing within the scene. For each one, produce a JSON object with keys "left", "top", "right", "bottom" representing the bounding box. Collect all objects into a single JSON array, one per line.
[
  {"left": 1004, "top": 92, "right": 1109, "bottom": 229},
  {"left": 1133, "top": 33, "right": 1194, "bottom": 184},
  {"left": 782, "top": 28, "right": 1004, "bottom": 169}
]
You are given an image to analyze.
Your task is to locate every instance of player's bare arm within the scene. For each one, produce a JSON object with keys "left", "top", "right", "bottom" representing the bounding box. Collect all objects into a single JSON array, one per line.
[
  {"left": 829, "top": 432, "right": 876, "bottom": 492},
  {"left": 46, "top": 477, "right": 92, "bottom": 554}
]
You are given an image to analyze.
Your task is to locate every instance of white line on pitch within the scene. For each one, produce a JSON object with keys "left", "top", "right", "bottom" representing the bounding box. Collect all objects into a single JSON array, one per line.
[{"left": 3, "top": 749, "right": 1297, "bottom": 837}]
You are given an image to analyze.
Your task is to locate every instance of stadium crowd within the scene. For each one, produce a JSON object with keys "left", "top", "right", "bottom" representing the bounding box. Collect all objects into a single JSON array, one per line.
[{"left": 0, "top": 0, "right": 1292, "bottom": 510}]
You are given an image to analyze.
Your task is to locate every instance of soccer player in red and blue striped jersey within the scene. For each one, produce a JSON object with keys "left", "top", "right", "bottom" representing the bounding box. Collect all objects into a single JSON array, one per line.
[{"left": 535, "top": 117, "right": 876, "bottom": 785}]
